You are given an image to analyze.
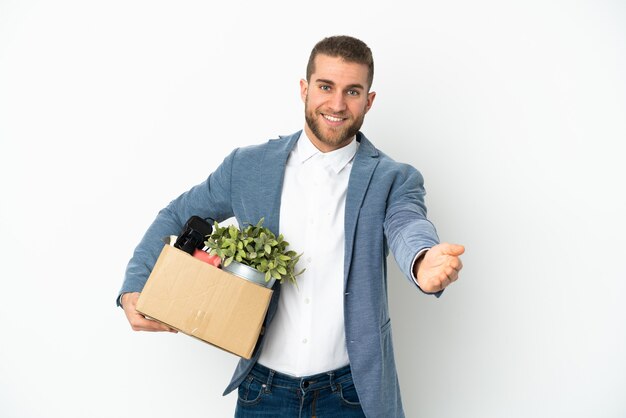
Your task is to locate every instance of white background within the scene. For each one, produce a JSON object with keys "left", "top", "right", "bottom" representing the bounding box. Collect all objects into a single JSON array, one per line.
[{"left": 1, "top": 1, "right": 625, "bottom": 417}]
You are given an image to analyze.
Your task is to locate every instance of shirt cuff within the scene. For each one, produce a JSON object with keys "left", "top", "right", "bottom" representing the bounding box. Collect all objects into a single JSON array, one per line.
[
  {"left": 117, "top": 293, "right": 126, "bottom": 308},
  {"left": 410, "top": 248, "right": 430, "bottom": 286}
]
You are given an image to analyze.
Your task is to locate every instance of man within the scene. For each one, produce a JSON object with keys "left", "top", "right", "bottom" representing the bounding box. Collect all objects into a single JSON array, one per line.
[{"left": 118, "top": 35, "right": 464, "bottom": 417}]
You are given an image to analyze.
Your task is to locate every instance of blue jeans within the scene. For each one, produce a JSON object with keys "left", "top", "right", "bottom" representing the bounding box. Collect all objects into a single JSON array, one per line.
[{"left": 234, "top": 363, "right": 366, "bottom": 418}]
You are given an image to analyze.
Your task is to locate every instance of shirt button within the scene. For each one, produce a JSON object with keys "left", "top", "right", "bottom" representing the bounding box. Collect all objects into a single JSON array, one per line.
[
  {"left": 304, "top": 298, "right": 310, "bottom": 304},
  {"left": 302, "top": 338, "right": 308, "bottom": 344},
  {"left": 306, "top": 257, "right": 312, "bottom": 263}
]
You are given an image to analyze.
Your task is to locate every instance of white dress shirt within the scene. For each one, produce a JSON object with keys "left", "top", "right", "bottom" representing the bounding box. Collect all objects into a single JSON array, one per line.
[{"left": 257, "top": 131, "right": 358, "bottom": 377}]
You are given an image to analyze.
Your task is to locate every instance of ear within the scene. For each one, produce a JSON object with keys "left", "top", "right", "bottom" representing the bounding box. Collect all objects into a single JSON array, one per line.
[
  {"left": 364, "top": 91, "right": 376, "bottom": 113},
  {"left": 300, "top": 79, "right": 308, "bottom": 103}
]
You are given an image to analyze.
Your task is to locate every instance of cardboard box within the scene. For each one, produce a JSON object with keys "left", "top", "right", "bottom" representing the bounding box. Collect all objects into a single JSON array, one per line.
[{"left": 136, "top": 245, "right": 273, "bottom": 359}]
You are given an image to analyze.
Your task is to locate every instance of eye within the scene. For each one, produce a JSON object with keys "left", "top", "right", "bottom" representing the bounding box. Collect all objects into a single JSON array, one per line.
[
  {"left": 320, "top": 85, "right": 331, "bottom": 91},
  {"left": 347, "top": 89, "right": 360, "bottom": 96}
]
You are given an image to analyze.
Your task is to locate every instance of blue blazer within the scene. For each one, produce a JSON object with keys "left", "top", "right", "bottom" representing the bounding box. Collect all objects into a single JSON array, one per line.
[{"left": 120, "top": 131, "right": 440, "bottom": 417}]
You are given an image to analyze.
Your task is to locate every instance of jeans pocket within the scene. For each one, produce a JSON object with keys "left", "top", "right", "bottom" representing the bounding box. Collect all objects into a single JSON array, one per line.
[
  {"left": 237, "top": 375, "right": 266, "bottom": 406},
  {"left": 338, "top": 381, "right": 362, "bottom": 407}
]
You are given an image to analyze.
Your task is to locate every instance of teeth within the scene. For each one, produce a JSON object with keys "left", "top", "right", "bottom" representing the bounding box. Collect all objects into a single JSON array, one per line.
[{"left": 324, "top": 114, "right": 343, "bottom": 122}]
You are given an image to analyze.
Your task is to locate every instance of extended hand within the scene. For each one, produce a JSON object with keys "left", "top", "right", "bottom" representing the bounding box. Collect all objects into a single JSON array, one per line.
[
  {"left": 415, "top": 243, "right": 465, "bottom": 293},
  {"left": 121, "top": 292, "right": 177, "bottom": 333}
]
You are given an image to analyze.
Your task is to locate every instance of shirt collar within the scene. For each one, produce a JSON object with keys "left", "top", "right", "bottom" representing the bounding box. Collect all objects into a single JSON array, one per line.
[{"left": 296, "top": 130, "right": 359, "bottom": 174}]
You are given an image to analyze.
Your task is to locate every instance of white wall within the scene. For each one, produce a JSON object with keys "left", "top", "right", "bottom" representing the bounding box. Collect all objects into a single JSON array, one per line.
[{"left": 1, "top": 1, "right": 625, "bottom": 417}]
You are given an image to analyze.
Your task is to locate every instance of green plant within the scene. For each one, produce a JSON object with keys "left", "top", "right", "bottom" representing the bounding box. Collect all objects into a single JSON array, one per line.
[{"left": 204, "top": 218, "right": 305, "bottom": 285}]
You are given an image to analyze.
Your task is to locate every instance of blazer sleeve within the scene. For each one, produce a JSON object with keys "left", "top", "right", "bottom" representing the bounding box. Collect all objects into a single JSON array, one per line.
[
  {"left": 116, "top": 149, "right": 238, "bottom": 305},
  {"left": 383, "top": 164, "right": 441, "bottom": 293}
]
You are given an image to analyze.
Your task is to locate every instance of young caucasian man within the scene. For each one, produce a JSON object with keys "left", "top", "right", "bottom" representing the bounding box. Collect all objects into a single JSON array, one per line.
[{"left": 118, "top": 35, "right": 464, "bottom": 418}]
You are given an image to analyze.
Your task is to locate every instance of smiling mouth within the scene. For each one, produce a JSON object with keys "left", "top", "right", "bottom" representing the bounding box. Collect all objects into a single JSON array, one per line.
[{"left": 322, "top": 114, "right": 346, "bottom": 123}]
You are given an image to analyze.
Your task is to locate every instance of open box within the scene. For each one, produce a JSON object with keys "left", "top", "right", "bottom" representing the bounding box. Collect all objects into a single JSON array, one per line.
[{"left": 136, "top": 245, "right": 273, "bottom": 359}]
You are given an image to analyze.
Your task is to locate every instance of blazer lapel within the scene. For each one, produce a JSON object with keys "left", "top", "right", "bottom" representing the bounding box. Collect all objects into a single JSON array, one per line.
[
  {"left": 258, "top": 131, "right": 300, "bottom": 234},
  {"left": 254, "top": 131, "right": 299, "bottom": 328},
  {"left": 343, "top": 132, "right": 379, "bottom": 287}
]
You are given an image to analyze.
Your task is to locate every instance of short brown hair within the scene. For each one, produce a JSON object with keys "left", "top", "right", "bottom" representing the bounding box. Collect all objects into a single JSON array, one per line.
[{"left": 306, "top": 35, "right": 374, "bottom": 90}]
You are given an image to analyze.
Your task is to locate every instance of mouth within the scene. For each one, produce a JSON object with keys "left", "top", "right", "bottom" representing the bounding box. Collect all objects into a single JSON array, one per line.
[{"left": 321, "top": 113, "right": 347, "bottom": 125}]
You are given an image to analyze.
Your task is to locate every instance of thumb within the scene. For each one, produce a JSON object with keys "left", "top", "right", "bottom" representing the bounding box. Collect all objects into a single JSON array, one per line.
[{"left": 439, "top": 243, "right": 465, "bottom": 256}]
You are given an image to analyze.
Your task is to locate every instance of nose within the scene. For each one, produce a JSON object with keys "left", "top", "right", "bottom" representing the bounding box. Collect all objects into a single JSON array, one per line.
[{"left": 328, "top": 91, "right": 347, "bottom": 112}]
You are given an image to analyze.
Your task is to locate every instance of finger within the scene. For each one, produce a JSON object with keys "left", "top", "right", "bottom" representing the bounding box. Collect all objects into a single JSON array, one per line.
[
  {"left": 129, "top": 313, "right": 176, "bottom": 332},
  {"left": 141, "top": 317, "right": 177, "bottom": 333},
  {"left": 432, "top": 271, "right": 449, "bottom": 291},
  {"left": 122, "top": 292, "right": 177, "bottom": 332},
  {"left": 146, "top": 321, "right": 178, "bottom": 333},
  {"left": 440, "top": 243, "right": 465, "bottom": 256},
  {"left": 438, "top": 274, "right": 452, "bottom": 291},
  {"left": 125, "top": 305, "right": 176, "bottom": 332},
  {"left": 141, "top": 317, "right": 176, "bottom": 332},
  {"left": 444, "top": 265, "right": 459, "bottom": 283},
  {"left": 448, "top": 257, "right": 463, "bottom": 272}
]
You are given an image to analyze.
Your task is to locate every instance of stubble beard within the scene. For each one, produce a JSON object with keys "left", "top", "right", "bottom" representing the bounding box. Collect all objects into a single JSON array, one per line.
[{"left": 304, "top": 101, "right": 365, "bottom": 149}]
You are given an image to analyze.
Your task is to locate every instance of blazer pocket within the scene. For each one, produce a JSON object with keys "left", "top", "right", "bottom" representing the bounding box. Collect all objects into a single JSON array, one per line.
[{"left": 380, "top": 318, "right": 392, "bottom": 334}]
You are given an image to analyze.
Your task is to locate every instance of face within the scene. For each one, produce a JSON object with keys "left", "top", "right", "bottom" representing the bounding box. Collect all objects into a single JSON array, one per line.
[{"left": 301, "top": 54, "right": 376, "bottom": 152}]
